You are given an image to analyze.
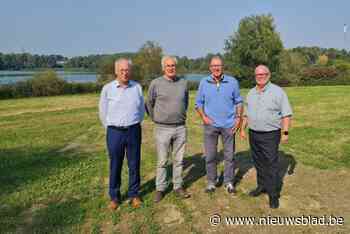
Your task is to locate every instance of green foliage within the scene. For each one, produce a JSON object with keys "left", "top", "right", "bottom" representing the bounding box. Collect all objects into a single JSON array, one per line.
[
  {"left": 96, "top": 41, "right": 163, "bottom": 87},
  {"left": 0, "top": 70, "right": 101, "bottom": 99},
  {"left": 224, "top": 14, "right": 283, "bottom": 83},
  {"left": 96, "top": 57, "right": 116, "bottom": 85},
  {"left": 133, "top": 41, "right": 163, "bottom": 82},
  {"left": 291, "top": 47, "right": 350, "bottom": 65},
  {"left": 278, "top": 50, "right": 308, "bottom": 85},
  {"left": 31, "top": 70, "right": 66, "bottom": 96},
  {"left": 333, "top": 59, "right": 350, "bottom": 73},
  {"left": 0, "top": 53, "right": 66, "bottom": 70}
]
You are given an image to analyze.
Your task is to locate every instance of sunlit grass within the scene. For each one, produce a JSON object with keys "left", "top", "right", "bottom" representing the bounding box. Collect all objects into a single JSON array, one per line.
[{"left": 0, "top": 86, "right": 349, "bottom": 233}]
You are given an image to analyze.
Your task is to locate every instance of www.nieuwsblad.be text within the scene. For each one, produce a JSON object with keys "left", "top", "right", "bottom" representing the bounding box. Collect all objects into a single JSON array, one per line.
[{"left": 209, "top": 214, "right": 344, "bottom": 226}]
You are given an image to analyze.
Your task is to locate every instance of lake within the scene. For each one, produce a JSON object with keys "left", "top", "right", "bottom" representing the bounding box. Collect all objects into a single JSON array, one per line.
[{"left": 0, "top": 71, "right": 206, "bottom": 85}]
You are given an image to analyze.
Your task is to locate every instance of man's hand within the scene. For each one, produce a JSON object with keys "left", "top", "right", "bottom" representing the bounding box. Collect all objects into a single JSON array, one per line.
[
  {"left": 281, "top": 134, "right": 289, "bottom": 144},
  {"left": 232, "top": 118, "right": 241, "bottom": 134},
  {"left": 202, "top": 115, "right": 213, "bottom": 125}
]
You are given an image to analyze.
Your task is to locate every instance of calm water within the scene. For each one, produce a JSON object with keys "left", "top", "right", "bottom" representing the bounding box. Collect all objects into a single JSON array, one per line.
[{"left": 0, "top": 71, "right": 206, "bottom": 85}]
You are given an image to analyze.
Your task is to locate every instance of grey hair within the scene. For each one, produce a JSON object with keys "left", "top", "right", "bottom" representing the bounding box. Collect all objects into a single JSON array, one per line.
[
  {"left": 115, "top": 58, "right": 132, "bottom": 71},
  {"left": 161, "top": 55, "right": 177, "bottom": 70},
  {"left": 255, "top": 65, "right": 270, "bottom": 74},
  {"left": 209, "top": 55, "right": 224, "bottom": 65}
]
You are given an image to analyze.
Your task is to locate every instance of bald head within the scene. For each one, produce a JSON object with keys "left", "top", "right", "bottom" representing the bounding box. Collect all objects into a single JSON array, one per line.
[
  {"left": 255, "top": 65, "right": 270, "bottom": 75},
  {"left": 115, "top": 58, "right": 132, "bottom": 85},
  {"left": 255, "top": 65, "right": 271, "bottom": 88}
]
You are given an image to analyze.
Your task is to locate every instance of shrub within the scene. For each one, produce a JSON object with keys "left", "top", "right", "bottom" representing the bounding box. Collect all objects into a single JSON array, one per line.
[
  {"left": 31, "top": 70, "right": 65, "bottom": 96},
  {"left": 302, "top": 66, "right": 338, "bottom": 80}
]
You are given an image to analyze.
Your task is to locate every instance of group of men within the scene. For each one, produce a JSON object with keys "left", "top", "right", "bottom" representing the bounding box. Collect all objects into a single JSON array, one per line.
[{"left": 98, "top": 55, "right": 292, "bottom": 210}]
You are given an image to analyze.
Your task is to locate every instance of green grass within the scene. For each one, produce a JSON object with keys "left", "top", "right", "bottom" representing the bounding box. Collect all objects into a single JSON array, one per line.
[{"left": 0, "top": 86, "right": 349, "bottom": 233}]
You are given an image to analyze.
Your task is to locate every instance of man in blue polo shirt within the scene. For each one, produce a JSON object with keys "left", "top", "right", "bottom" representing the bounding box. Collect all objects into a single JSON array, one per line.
[{"left": 195, "top": 56, "right": 243, "bottom": 194}]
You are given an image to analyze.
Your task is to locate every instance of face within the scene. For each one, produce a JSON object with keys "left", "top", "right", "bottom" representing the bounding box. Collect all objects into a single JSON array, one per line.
[
  {"left": 115, "top": 60, "right": 130, "bottom": 84},
  {"left": 163, "top": 58, "right": 176, "bottom": 79},
  {"left": 209, "top": 58, "right": 223, "bottom": 79},
  {"left": 255, "top": 66, "right": 270, "bottom": 87}
]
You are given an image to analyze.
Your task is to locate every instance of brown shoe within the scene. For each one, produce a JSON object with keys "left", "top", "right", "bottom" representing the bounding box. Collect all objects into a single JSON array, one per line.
[
  {"left": 108, "top": 200, "right": 119, "bottom": 210},
  {"left": 154, "top": 191, "right": 164, "bottom": 203},
  {"left": 130, "top": 197, "right": 142, "bottom": 209},
  {"left": 174, "top": 188, "right": 191, "bottom": 199}
]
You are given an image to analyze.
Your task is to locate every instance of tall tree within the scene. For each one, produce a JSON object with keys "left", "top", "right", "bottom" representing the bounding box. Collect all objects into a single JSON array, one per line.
[
  {"left": 133, "top": 41, "right": 163, "bottom": 82},
  {"left": 224, "top": 14, "right": 283, "bottom": 81}
]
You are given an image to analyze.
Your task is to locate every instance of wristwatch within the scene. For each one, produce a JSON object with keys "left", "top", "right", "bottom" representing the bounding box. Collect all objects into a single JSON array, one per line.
[{"left": 282, "top": 131, "right": 289, "bottom": 136}]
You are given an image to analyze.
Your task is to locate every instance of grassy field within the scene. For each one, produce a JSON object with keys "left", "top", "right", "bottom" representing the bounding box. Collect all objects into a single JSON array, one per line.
[{"left": 0, "top": 86, "right": 349, "bottom": 233}]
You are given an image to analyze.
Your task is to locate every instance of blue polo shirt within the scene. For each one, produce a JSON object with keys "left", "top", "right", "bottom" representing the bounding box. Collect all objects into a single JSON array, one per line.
[{"left": 195, "top": 75, "right": 243, "bottom": 128}]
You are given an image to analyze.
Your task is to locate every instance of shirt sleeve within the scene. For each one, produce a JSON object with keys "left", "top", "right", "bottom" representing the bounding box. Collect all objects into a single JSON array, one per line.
[
  {"left": 184, "top": 80, "right": 189, "bottom": 111},
  {"left": 145, "top": 80, "right": 156, "bottom": 119},
  {"left": 280, "top": 90, "right": 293, "bottom": 117},
  {"left": 195, "top": 80, "right": 205, "bottom": 109},
  {"left": 98, "top": 85, "right": 108, "bottom": 129},
  {"left": 242, "top": 95, "right": 248, "bottom": 117},
  {"left": 138, "top": 84, "right": 145, "bottom": 121},
  {"left": 233, "top": 80, "right": 243, "bottom": 105}
]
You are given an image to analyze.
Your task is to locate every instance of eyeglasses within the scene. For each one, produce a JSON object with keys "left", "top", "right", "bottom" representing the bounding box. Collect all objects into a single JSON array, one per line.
[
  {"left": 255, "top": 73, "right": 269, "bottom": 76},
  {"left": 166, "top": 64, "right": 176, "bottom": 68}
]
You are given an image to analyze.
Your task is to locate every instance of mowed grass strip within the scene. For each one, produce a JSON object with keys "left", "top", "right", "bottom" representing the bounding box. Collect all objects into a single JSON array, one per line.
[{"left": 0, "top": 86, "right": 349, "bottom": 233}]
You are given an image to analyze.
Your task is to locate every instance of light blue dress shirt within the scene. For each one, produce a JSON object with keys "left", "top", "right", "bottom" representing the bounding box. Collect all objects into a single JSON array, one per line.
[
  {"left": 245, "top": 82, "right": 293, "bottom": 131},
  {"left": 99, "top": 80, "right": 145, "bottom": 128}
]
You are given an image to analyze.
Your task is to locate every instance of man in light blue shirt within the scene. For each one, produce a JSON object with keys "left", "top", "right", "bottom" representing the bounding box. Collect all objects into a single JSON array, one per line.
[
  {"left": 240, "top": 65, "right": 292, "bottom": 209},
  {"left": 99, "top": 58, "right": 145, "bottom": 210},
  {"left": 195, "top": 56, "right": 243, "bottom": 194}
]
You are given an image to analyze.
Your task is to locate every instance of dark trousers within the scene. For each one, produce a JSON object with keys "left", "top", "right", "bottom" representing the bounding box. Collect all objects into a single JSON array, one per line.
[
  {"left": 106, "top": 124, "right": 141, "bottom": 201},
  {"left": 249, "top": 129, "right": 280, "bottom": 198}
]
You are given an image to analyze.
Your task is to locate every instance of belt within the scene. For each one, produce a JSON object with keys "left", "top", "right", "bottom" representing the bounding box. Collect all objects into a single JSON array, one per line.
[
  {"left": 108, "top": 123, "right": 139, "bottom": 131},
  {"left": 249, "top": 129, "right": 280, "bottom": 134},
  {"left": 154, "top": 121, "right": 185, "bottom": 127}
]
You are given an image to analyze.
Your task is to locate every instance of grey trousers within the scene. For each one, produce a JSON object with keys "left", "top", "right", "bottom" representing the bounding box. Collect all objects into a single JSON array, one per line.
[
  {"left": 204, "top": 124, "right": 235, "bottom": 186},
  {"left": 154, "top": 124, "right": 186, "bottom": 191}
]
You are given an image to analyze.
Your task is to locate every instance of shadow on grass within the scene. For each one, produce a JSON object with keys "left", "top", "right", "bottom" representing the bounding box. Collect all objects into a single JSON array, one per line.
[
  {"left": 233, "top": 150, "right": 297, "bottom": 195},
  {"left": 28, "top": 198, "right": 85, "bottom": 233},
  {"left": 139, "top": 164, "right": 177, "bottom": 200},
  {"left": 181, "top": 150, "right": 296, "bottom": 195},
  {"left": 183, "top": 151, "right": 224, "bottom": 189},
  {"left": 0, "top": 147, "right": 95, "bottom": 233},
  {"left": 138, "top": 150, "right": 296, "bottom": 198},
  {"left": 0, "top": 147, "right": 87, "bottom": 198}
]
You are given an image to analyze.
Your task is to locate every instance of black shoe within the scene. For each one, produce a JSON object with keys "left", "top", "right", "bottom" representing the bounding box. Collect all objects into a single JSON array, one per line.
[
  {"left": 269, "top": 196, "right": 279, "bottom": 209},
  {"left": 154, "top": 191, "right": 163, "bottom": 203},
  {"left": 248, "top": 187, "right": 266, "bottom": 197}
]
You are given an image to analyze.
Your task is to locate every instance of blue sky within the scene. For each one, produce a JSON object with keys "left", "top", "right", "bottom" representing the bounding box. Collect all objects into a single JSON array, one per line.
[{"left": 1, "top": 0, "right": 349, "bottom": 58}]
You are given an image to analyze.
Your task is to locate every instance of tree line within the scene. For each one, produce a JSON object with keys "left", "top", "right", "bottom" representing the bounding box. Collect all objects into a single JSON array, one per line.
[{"left": 2, "top": 13, "right": 350, "bottom": 100}]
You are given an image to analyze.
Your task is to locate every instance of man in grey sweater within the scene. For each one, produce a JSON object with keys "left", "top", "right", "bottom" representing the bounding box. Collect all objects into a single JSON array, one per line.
[{"left": 146, "top": 55, "right": 190, "bottom": 202}]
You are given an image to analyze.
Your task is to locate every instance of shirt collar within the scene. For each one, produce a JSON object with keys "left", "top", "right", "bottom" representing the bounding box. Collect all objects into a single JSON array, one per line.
[
  {"left": 163, "top": 75, "right": 179, "bottom": 82},
  {"left": 255, "top": 81, "right": 271, "bottom": 93},
  {"left": 115, "top": 79, "right": 133, "bottom": 88},
  {"left": 206, "top": 74, "right": 227, "bottom": 83}
]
